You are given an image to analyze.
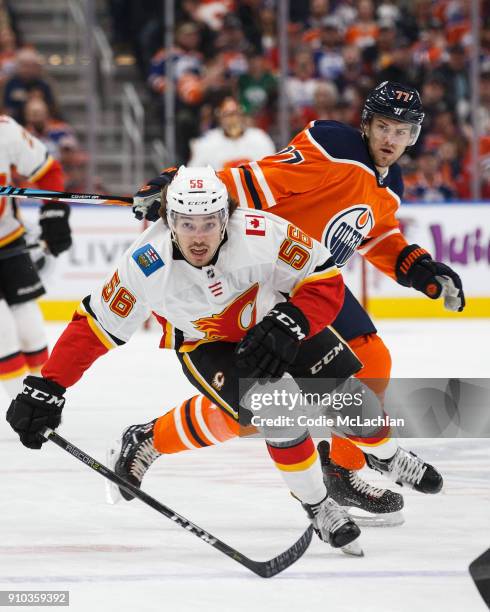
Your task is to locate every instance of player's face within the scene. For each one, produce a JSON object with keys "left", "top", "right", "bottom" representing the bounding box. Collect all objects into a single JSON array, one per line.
[
  {"left": 365, "top": 116, "right": 413, "bottom": 171},
  {"left": 174, "top": 213, "right": 223, "bottom": 266}
]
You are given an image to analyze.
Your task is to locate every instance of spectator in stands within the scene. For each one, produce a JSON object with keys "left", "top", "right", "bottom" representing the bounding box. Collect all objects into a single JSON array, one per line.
[
  {"left": 404, "top": 149, "right": 457, "bottom": 202},
  {"left": 420, "top": 74, "right": 449, "bottom": 135},
  {"left": 0, "top": 25, "right": 16, "bottom": 84},
  {"left": 238, "top": 51, "right": 277, "bottom": 128},
  {"left": 336, "top": 44, "right": 372, "bottom": 95},
  {"left": 313, "top": 17, "right": 345, "bottom": 81},
  {"left": 24, "top": 97, "right": 75, "bottom": 160},
  {"left": 188, "top": 96, "right": 275, "bottom": 169},
  {"left": 297, "top": 80, "right": 339, "bottom": 128},
  {"left": 285, "top": 48, "right": 317, "bottom": 116},
  {"left": 345, "top": 0, "right": 379, "bottom": 49},
  {"left": 362, "top": 19, "right": 397, "bottom": 77},
  {"left": 376, "top": 37, "right": 420, "bottom": 89},
  {"left": 214, "top": 14, "right": 251, "bottom": 80},
  {"left": 3, "top": 48, "right": 57, "bottom": 124},
  {"left": 434, "top": 44, "right": 471, "bottom": 118},
  {"left": 411, "top": 19, "right": 447, "bottom": 74}
]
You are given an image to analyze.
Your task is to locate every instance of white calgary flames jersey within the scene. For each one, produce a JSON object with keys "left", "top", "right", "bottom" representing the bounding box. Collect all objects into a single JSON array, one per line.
[
  {"left": 188, "top": 127, "right": 276, "bottom": 170},
  {"left": 0, "top": 115, "right": 53, "bottom": 246},
  {"left": 81, "top": 208, "right": 338, "bottom": 352}
]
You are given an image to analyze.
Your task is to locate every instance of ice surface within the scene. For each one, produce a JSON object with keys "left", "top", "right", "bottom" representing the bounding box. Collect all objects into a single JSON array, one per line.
[{"left": 1, "top": 320, "right": 489, "bottom": 611}]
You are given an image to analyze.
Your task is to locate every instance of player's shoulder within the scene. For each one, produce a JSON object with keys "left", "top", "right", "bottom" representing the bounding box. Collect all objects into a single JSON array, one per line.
[
  {"left": 0, "top": 114, "right": 23, "bottom": 138},
  {"left": 230, "top": 207, "right": 290, "bottom": 240},
  {"left": 126, "top": 219, "right": 171, "bottom": 278},
  {"left": 304, "top": 120, "right": 371, "bottom": 165}
]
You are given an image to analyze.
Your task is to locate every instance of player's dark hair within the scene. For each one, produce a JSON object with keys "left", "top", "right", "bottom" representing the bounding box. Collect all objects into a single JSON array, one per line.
[{"left": 158, "top": 185, "right": 239, "bottom": 226}]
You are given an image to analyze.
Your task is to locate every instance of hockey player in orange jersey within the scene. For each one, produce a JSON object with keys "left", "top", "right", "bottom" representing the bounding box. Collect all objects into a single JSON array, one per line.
[{"left": 125, "top": 81, "right": 462, "bottom": 519}]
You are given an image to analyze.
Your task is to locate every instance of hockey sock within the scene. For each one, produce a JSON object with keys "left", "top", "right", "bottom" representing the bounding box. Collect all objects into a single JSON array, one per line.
[
  {"left": 0, "top": 300, "right": 27, "bottom": 398},
  {"left": 266, "top": 432, "right": 326, "bottom": 505},
  {"left": 329, "top": 333, "right": 393, "bottom": 470},
  {"left": 153, "top": 395, "right": 239, "bottom": 453}
]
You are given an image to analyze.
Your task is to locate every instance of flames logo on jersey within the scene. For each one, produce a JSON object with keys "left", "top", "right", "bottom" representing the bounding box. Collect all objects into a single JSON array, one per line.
[
  {"left": 322, "top": 205, "right": 374, "bottom": 267},
  {"left": 192, "top": 283, "right": 259, "bottom": 342}
]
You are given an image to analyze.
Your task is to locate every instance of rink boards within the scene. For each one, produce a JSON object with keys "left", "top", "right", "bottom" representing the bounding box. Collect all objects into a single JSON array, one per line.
[{"left": 17, "top": 200, "right": 490, "bottom": 320}]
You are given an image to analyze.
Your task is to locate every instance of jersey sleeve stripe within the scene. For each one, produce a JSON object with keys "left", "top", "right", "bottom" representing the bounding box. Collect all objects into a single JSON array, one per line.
[
  {"left": 230, "top": 168, "right": 248, "bottom": 207},
  {"left": 79, "top": 296, "right": 125, "bottom": 348},
  {"left": 76, "top": 306, "right": 115, "bottom": 350},
  {"left": 290, "top": 268, "right": 340, "bottom": 297},
  {"left": 28, "top": 153, "right": 54, "bottom": 183},
  {"left": 249, "top": 161, "right": 276, "bottom": 208},
  {"left": 357, "top": 228, "right": 400, "bottom": 255},
  {"left": 239, "top": 166, "right": 263, "bottom": 209}
]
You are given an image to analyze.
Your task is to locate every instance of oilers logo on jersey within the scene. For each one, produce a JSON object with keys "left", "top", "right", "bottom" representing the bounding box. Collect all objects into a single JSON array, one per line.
[{"left": 322, "top": 206, "right": 374, "bottom": 267}]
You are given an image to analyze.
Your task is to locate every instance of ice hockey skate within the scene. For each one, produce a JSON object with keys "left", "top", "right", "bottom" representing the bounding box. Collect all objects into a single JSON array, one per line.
[
  {"left": 106, "top": 419, "right": 161, "bottom": 504},
  {"left": 301, "top": 495, "right": 363, "bottom": 557},
  {"left": 318, "top": 441, "right": 405, "bottom": 527},
  {"left": 364, "top": 447, "right": 443, "bottom": 494}
]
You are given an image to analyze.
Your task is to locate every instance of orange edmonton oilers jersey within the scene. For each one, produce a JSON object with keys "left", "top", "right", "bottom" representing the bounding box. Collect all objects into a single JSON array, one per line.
[{"left": 218, "top": 120, "right": 409, "bottom": 280}]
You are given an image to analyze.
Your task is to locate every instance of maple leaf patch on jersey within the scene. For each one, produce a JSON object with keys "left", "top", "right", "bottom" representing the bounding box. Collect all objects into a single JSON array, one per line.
[
  {"left": 132, "top": 243, "right": 164, "bottom": 277},
  {"left": 245, "top": 214, "right": 266, "bottom": 236}
]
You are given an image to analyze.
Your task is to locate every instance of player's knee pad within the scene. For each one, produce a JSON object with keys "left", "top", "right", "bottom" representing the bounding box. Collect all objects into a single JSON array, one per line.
[
  {"left": 10, "top": 300, "right": 47, "bottom": 353},
  {"left": 348, "top": 333, "right": 391, "bottom": 395}
]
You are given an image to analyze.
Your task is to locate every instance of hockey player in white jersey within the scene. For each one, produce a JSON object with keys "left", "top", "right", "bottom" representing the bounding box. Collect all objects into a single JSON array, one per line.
[
  {"left": 7, "top": 167, "right": 440, "bottom": 552},
  {"left": 0, "top": 114, "right": 71, "bottom": 399}
]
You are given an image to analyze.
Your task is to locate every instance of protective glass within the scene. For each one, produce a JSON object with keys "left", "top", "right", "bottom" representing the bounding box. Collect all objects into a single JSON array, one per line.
[{"left": 169, "top": 209, "right": 228, "bottom": 236}]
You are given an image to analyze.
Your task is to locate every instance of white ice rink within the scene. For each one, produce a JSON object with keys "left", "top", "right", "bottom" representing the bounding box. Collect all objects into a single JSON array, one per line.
[{"left": 1, "top": 320, "right": 489, "bottom": 612}]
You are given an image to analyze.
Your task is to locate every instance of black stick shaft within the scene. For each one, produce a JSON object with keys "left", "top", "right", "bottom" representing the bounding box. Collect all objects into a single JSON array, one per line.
[{"left": 42, "top": 428, "right": 312, "bottom": 578}]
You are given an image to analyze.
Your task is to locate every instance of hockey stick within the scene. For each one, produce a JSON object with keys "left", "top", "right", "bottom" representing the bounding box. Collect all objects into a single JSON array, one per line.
[
  {"left": 469, "top": 547, "right": 490, "bottom": 607},
  {"left": 0, "top": 186, "right": 133, "bottom": 207},
  {"left": 41, "top": 427, "right": 313, "bottom": 578},
  {"left": 0, "top": 242, "right": 43, "bottom": 261}
]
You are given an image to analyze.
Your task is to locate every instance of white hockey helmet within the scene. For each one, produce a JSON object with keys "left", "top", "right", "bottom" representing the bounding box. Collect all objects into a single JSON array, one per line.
[{"left": 166, "top": 165, "right": 229, "bottom": 238}]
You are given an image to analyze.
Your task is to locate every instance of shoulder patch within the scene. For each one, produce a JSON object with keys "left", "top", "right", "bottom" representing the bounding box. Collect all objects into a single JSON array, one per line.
[
  {"left": 245, "top": 213, "right": 266, "bottom": 236},
  {"left": 132, "top": 243, "right": 164, "bottom": 276}
]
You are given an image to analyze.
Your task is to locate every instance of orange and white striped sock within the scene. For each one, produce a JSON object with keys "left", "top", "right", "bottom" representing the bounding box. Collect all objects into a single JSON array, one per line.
[
  {"left": 266, "top": 432, "right": 326, "bottom": 504},
  {"left": 153, "top": 395, "right": 239, "bottom": 454}
]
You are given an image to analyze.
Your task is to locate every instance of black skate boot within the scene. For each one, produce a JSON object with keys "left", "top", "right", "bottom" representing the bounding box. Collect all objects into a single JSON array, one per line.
[
  {"left": 318, "top": 440, "right": 404, "bottom": 526},
  {"left": 365, "top": 447, "right": 443, "bottom": 494},
  {"left": 106, "top": 419, "right": 162, "bottom": 503},
  {"left": 301, "top": 495, "right": 363, "bottom": 556}
]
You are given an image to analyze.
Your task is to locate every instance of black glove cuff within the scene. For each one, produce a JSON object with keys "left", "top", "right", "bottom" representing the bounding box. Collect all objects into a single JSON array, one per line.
[
  {"left": 395, "top": 244, "right": 431, "bottom": 287},
  {"left": 23, "top": 375, "right": 66, "bottom": 398},
  {"left": 266, "top": 301, "right": 310, "bottom": 340},
  {"left": 39, "top": 201, "right": 70, "bottom": 220}
]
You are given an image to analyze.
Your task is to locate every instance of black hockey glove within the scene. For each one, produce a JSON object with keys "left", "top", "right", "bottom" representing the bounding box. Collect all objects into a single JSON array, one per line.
[
  {"left": 39, "top": 202, "right": 72, "bottom": 256},
  {"left": 235, "top": 302, "right": 309, "bottom": 380},
  {"left": 6, "top": 376, "right": 65, "bottom": 449},
  {"left": 132, "top": 167, "right": 178, "bottom": 221},
  {"left": 396, "top": 244, "right": 465, "bottom": 312}
]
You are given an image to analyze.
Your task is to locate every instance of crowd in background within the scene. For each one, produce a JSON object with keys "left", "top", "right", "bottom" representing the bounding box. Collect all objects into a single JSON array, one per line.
[
  {"left": 0, "top": 0, "right": 488, "bottom": 201},
  {"left": 110, "top": 0, "right": 490, "bottom": 202}
]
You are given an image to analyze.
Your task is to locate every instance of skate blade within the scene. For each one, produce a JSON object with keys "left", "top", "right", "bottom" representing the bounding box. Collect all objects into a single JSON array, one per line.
[
  {"left": 345, "top": 509, "right": 405, "bottom": 528},
  {"left": 341, "top": 540, "right": 364, "bottom": 557},
  {"left": 105, "top": 441, "right": 122, "bottom": 505}
]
